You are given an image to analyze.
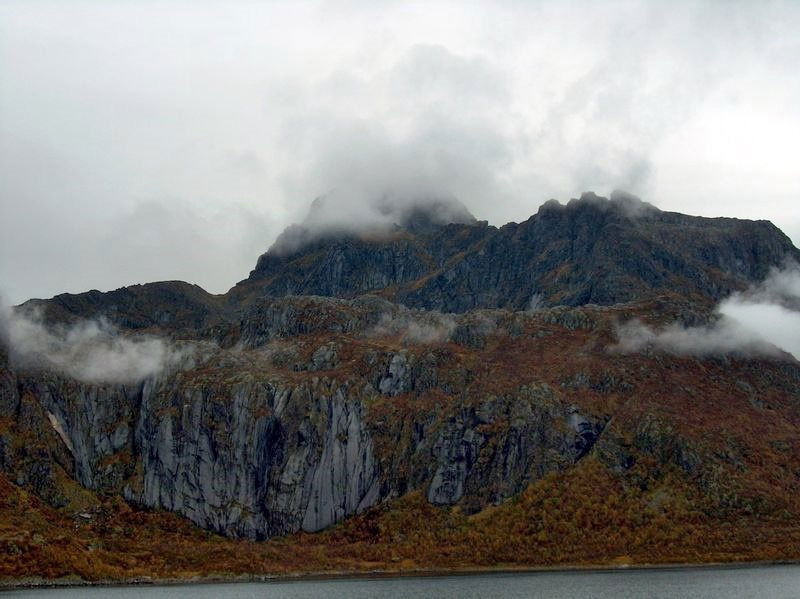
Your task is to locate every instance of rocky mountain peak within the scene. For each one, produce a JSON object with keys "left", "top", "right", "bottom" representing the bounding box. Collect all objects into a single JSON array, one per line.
[
  {"left": 3, "top": 189, "right": 800, "bottom": 567},
  {"left": 239, "top": 191, "right": 799, "bottom": 311},
  {"left": 538, "top": 190, "right": 658, "bottom": 219},
  {"left": 266, "top": 195, "right": 476, "bottom": 257},
  {"left": 388, "top": 197, "right": 477, "bottom": 234},
  {"left": 22, "top": 192, "right": 800, "bottom": 329}
]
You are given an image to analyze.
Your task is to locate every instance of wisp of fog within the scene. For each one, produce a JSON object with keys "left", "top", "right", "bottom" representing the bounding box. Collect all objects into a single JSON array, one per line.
[
  {"left": 615, "top": 265, "right": 800, "bottom": 359},
  {"left": 0, "top": 298, "right": 189, "bottom": 384},
  {"left": 367, "top": 310, "right": 458, "bottom": 345},
  {"left": 269, "top": 194, "right": 476, "bottom": 255}
]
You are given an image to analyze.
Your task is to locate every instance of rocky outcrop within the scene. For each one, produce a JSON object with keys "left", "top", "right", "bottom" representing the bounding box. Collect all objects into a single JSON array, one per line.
[
  {"left": 19, "top": 281, "right": 227, "bottom": 338},
  {"left": 425, "top": 387, "right": 606, "bottom": 509},
  {"left": 235, "top": 295, "right": 396, "bottom": 348},
  {"left": 1, "top": 329, "right": 610, "bottom": 539},
  {"left": 127, "top": 377, "right": 380, "bottom": 538}
]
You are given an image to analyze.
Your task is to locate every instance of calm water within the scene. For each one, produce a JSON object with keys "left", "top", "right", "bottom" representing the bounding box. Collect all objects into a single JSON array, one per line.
[{"left": 5, "top": 565, "right": 800, "bottom": 598}]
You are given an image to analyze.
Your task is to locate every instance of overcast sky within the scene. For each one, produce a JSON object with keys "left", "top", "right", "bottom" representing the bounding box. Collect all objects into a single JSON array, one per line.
[{"left": 1, "top": 1, "right": 799, "bottom": 304}]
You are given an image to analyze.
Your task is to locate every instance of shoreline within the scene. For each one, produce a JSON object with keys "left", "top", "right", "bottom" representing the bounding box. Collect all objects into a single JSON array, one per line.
[{"left": 2, "top": 559, "right": 800, "bottom": 592}]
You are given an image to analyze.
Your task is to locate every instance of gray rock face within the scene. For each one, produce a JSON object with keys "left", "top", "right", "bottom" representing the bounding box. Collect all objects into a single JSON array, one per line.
[
  {"left": 378, "top": 352, "right": 411, "bottom": 396},
  {"left": 308, "top": 342, "right": 340, "bottom": 371},
  {"left": 0, "top": 348, "right": 18, "bottom": 417},
  {"left": 29, "top": 378, "right": 140, "bottom": 490},
  {"left": 425, "top": 387, "right": 605, "bottom": 509},
  {"left": 1, "top": 368, "right": 78, "bottom": 507},
  {"left": 427, "top": 423, "right": 482, "bottom": 505},
  {"left": 27, "top": 373, "right": 381, "bottom": 539},
  {"left": 1, "top": 336, "right": 609, "bottom": 539}
]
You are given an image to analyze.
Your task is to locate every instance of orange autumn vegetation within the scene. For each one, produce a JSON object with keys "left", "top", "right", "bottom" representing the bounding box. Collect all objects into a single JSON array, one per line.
[
  {"left": 3, "top": 457, "right": 799, "bottom": 584},
  {"left": 3, "top": 297, "right": 800, "bottom": 583}
]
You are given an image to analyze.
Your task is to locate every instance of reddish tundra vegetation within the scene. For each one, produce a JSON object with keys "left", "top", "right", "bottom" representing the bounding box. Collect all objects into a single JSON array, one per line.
[
  {"left": 2, "top": 295, "right": 799, "bottom": 583},
  {"left": 3, "top": 197, "right": 800, "bottom": 584}
]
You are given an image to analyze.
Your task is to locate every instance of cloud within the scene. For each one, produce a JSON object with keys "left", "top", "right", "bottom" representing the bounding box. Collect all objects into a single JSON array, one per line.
[
  {"left": 269, "top": 193, "right": 477, "bottom": 255},
  {"left": 367, "top": 310, "right": 457, "bottom": 345},
  {"left": 527, "top": 294, "right": 545, "bottom": 312},
  {"left": 0, "top": 298, "right": 192, "bottom": 384},
  {"left": 1, "top": 1, "right": 799, "bottom": 303},
  {"left": 276, "top": 44, "right": 515, "bottom": 235},
  {"left": 614, "top": 265, "right": 800, "bottom": 359}
]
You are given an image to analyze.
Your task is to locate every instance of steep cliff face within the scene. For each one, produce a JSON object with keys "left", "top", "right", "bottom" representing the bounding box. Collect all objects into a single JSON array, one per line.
[
  {"left": 2, "top": 294, "right": 799, "bottom": 542},
  {"left": 125, "top": 376, "right": 380, "bottom": 537},
  {"left": 2, "top": 305, "right": 607, "bottom": 539}
]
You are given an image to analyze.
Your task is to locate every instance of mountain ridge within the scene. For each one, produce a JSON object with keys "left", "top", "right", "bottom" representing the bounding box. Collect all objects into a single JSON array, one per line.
[
  {"left": 242, "top": 191, "right": 797, "bottom": 311},
  {"left": 2, "top": 193, "right": 799, "bottom": 582},
  {"left": 18, "top": 193, "right": 800, "bottom": 331}
]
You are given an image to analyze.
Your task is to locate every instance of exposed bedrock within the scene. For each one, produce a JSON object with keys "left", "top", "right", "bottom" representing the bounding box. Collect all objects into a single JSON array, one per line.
[{"left": 2, "top": 352, "right": 607, "bottom": 539}]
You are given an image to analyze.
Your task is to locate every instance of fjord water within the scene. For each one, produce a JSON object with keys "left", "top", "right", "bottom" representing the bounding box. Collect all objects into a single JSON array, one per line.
[{"left": 7, "top": 566, "right": 800, "bottom": 599}]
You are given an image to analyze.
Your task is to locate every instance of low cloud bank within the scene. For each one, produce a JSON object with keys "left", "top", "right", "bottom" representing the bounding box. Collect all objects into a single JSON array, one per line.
[
  {"left": 269, "top": 194, "right": 477, "bottom": 255},
  {"left": 0, "top": 300, "right": 191, "bottom": 384},
  {"left": 367, "top": 310, "right": 458, "bottom": 345},
  {"left": 614, "top": 265, "right": 800, "bottom": 359}
]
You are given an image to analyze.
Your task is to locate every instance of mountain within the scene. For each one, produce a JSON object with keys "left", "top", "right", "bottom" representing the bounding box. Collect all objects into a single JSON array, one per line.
[
  {"left": 236, "top": 192, "right": 800, "bottom": 312},
  {"left": 1, "top": 194, "right": 800, "bottom": 583},
  {"left": 19, "top": 193, "right": 798, "bottom": 336}
]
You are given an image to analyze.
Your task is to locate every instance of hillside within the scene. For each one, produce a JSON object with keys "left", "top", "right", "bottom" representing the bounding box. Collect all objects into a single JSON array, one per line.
[{"left": 1, "top": 194, "right": 800, "bottom": 583}]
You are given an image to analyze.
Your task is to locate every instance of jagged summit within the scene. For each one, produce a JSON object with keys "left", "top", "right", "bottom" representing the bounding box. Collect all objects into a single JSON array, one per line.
[
  {"left": 19, "top": 192, "right": 800, "bottom": 330},
  {"left": 392, "top": 197, "right": 477, "bottom": 233},
  {"left": 237, "top": 191, "right": 799, "bottom": 312},
  {"left": 539, "top": 190, "right": 658, "bottom": 216},
  {"left": 268, "top": 195, "right": 477, "bottom": 256}
]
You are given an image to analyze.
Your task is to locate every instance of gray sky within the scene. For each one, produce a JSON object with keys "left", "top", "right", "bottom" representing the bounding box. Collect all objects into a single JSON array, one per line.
[{"left": 1, "top": 1, "right": 799, "bottom": 304}]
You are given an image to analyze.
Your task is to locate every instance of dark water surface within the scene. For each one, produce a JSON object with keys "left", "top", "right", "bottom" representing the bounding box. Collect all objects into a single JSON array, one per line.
[{"left": 6, "top": 565, "right": 800, "bottom": 598}]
